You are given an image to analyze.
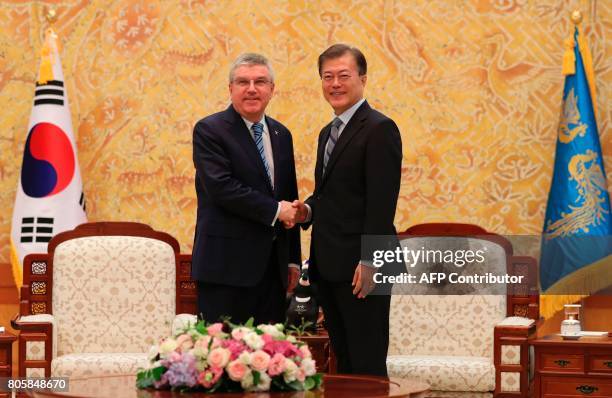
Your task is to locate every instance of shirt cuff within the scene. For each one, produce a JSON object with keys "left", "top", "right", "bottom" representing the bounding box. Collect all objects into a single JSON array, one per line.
[
  {"left": 288, "top": 263, "right": 300, "bottom": 269},
  {"left": 360, "top": 260, "right": 376, "bottom": 268},
  {"left": 271, "top": 203, "right": 281, "bottom": 226},
  {"left": 303, "top": 204, "right": 312, "bottom": 223}
]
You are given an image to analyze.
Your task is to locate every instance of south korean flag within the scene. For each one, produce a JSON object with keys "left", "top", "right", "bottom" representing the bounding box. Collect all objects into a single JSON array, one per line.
[{"left": 10, "top": 28, "right": 87, "bottom": 287}]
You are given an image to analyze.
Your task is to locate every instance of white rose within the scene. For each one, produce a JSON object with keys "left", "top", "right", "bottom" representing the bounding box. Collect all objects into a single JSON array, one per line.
[
  {"left": 283, "top": 358, "right": 298, "bottom": 383},
  {"left": 240, "top": 371, "right": 254, "bottom": 389},
  {"left": 147, "top": 345, "right": 159, "bottom": 361},
  {"left": 301, "top": 358, "right": 317, "bottom": 376},
  {"left": 250, "top": 371, "right": 271, "bottom": 391},
  {"left": 158, "top": 338, "right": 177, "bottom": 357},
  {"left": 243, "top": 332, "right": 264, "bottom": 350},
  {"left": 231, "top": 326, "right": 251, "bottom": 341},
  {"left": 286, "top": 335, "right": 297, "bottom": 343},
  {"left": 238, "top": 351, "right": 251, "bottom": 365},
  {"left": 257, "top": 324, "right": 283, "bottom": 339}
]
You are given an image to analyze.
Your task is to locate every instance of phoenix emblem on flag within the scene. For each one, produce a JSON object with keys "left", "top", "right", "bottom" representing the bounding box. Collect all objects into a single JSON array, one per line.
[
  {"left": 558, "top": 88, "right": 587, "bottom": 144},
  {"left": 545, "top": 149, "right": 609, "bottom": 238}
]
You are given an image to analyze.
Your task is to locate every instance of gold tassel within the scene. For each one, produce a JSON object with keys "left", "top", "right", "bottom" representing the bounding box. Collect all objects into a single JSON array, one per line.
[
  {"left": 540, "top": 294, "right": 585, "bottom": 319},
  {"left": 562, "top": 36, "right": 575, "bottom": 76},
  {"left": 37, "top": 31, "right": 55, "bottom": 84},
  {"left": 576, "top": 26, "right": 598, "bottom": 119},
  {"left": 9, "top": 239, "right": 23, "bottom": 291},
  {"left": 540, "top": 254, "right": 612, "bottom": 318}
]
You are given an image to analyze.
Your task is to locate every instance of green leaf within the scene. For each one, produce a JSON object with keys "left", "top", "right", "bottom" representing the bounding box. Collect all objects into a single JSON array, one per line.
[
  {"left": 195, "top": 320, "right": 207, "bottom": 334},
  {"left": 310, "top": 373, "right": 323, "bottom": 389},
  {"left": 252, "top": 370, "right": 261, "bottom": 386},
  {"left": 244, "top": 317, "right": 254, "bottom": 328},
  {"left": 304, "top": 377, "right": 315, "bottom": 390},
  {"left": 287, "top": 380, "right": 304, "bottom": 391},
  {"left": 135, "top": 366, "right": 165, "bottom": 389}
]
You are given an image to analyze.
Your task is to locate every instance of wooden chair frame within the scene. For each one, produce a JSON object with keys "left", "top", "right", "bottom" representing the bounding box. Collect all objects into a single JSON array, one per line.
[
  {"left": 400, "top": 223, "right": 539, "bottom": 398},
  {"left": 12, "top": 222, "right": 196, "bottom": 377}
]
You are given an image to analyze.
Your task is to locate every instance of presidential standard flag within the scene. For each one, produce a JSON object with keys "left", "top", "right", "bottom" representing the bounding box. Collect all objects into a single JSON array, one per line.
[
  {"left": 10, "top": 28, "right": 87, "bottom": 287},
  {"left": 539, "top": 25, "right": 612, "bottom": 318}
]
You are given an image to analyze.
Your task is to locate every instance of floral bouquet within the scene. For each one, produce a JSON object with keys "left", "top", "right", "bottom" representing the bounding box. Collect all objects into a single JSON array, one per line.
[{"left": 136, "top": 318, "right": 323, "bottom": 392}]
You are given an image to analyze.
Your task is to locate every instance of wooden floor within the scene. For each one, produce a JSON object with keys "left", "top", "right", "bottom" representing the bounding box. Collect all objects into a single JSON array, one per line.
[{"left": 0, "top": 263, "right": 18, "bottom": 377}]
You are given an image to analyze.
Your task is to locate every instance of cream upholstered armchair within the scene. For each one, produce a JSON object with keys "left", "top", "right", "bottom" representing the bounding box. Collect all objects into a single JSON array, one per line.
[
  {"left": 12, "top": 222, "right": 196, "bottom": 378},
  {"left": 386, "top": 223, "right": 539, "bottom": 398}
]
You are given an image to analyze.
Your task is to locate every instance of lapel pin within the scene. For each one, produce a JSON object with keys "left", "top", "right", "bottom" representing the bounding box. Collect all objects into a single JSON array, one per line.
[{"left": 274, "top": 130, "right": 279, "bottom": 135}]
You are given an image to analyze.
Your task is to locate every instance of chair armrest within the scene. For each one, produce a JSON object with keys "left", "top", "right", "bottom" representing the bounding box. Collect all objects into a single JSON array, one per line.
[
  {"left": 172, "top": 314, "right": 198, "bottom": 336},
  {"left": 11, "top": 314, "right": 56, "bottom": 377},
  {"left": 496, "top": 316, "right": 535, "bottom": 328},
  {"left": 493, "top": 317, "right": 536, "bottom": 397},
  {"left": 13, "top": 314, "right": 57, "bottom": 360}
]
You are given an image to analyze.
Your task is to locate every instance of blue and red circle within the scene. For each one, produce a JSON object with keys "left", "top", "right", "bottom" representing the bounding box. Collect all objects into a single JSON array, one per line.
[{"left": 21, "top": 122, "right": 75, "bottom": 198}]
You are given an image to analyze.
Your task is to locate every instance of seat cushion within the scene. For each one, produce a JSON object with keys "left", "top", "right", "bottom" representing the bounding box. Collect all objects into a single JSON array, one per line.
[
  {"left": 387, "top": 355, "right": 495, "bottom": 392},
  {"left": 51, "top": 353, "right": 149, "bottom": 378}
]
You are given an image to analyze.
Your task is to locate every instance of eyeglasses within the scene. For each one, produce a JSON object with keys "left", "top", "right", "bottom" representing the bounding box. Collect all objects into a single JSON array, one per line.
[
  {"left": 322, "top": 73, "right": 352, "bottom": 83},
  {"left": 232, "top": 78, "right": 272, "bottom": 88}
]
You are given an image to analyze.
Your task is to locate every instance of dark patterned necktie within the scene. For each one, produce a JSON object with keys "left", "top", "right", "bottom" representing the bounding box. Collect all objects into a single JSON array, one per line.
[
  {"left": 323, "top": 117, "right": 342, "bottom": 175},
  {"left": 252, "top": 122, "right": 271, "bottom": 183}
]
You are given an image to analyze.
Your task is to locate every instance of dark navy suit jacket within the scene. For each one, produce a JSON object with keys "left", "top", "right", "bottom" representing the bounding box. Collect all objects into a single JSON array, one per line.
[{"left": 192, "top": 105, "right": 301, "bottom": 287}]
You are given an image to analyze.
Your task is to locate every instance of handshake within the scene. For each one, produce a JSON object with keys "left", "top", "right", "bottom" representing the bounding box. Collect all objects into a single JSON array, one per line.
[{"left": 279, "top": 200, "right": 308, "bottom": 229}]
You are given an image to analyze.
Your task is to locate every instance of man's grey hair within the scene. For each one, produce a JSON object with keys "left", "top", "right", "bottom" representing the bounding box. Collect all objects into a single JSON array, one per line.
[{"left": 229, "top": 53, "right": 275, "bottom": 83}]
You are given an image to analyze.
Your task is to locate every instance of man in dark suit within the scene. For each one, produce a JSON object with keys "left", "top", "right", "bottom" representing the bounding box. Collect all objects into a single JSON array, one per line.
[
  {"left": 294, "top": 44, "right": 402, "bottom": 376},
  {"left": 192, "top": 53, "right": 301, "bottom": 325}
]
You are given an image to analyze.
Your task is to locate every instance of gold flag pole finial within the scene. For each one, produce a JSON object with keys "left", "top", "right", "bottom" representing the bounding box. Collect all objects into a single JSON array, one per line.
[
  {"left": 562, "top": 10, "right": 583, "bottom": 75},
  {"left": 570, "top": 10, "right": 583, "bottom": 25},
  {"left": 39, "top": 7, "right": 58, "bottom": 84},
  {"left": 45, "top": 8, "right": 58, "bottom": 25}
]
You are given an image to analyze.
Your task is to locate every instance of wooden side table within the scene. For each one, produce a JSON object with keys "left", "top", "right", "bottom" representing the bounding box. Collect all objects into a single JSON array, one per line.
[
  {"left": 531, "top": 334, "right": 612, "bottom": 397},
  {"left": 0, "top": 330, "right": 17, "bottom": 377}
]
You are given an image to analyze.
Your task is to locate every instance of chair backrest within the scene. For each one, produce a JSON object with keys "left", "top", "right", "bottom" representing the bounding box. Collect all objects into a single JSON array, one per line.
[
  {"left": 20, "top": 222, "right": 196, "bottom": 354},
  {"left": 388, "top": 223, "right": 538, "bottom": 358}
]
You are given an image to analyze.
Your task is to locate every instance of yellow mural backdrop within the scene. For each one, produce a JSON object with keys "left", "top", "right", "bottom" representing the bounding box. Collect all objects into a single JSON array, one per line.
[{"left": 0, "top": 0, "right": 610, "bottom": 260}]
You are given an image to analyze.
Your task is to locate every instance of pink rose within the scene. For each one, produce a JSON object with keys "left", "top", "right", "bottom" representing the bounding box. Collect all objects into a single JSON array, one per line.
[
  {"left": 261, "top": 334, "right": 274, "bottom": 344},
  {"left": 208, "top": 347, "right": 231, "bottom": 368},
  {"left": 227, "top": 359, "right": 250, "bottom": 381},
  {"left": 198, "top": 366, "right": 223, "bottom": 389},
  {"left": 296, "top": 368, "right": 306, "bottom": 382},
  {"left": 210, "top": 337, "right": 222, "bottom": 349},
  {"left": 299, "top": 345, "right": 312, "bottom": 358},
  {"left": 222, "top": 339, "right": 248, "bottom": 360},
  {"left": 263, "top": 340, "right": 302, "bottom": 358},
  {"left": 175, "top": 334, "right": 194, "bottom": 352},
  {"left": 267, "top": 353, "right": 286, "bottom": 376},
  {"left": 194, "top": 336, "right": 211, "bottom": 351},
  {"left": 207, "top": 323, "right": 224, "bottom": 337},
  {"left": 250, "top": 350, "right": 271, "bottom": 372}
]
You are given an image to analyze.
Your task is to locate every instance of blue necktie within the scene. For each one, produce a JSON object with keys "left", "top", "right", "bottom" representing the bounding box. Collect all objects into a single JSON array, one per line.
[
  {"left": 251, "top": 122, "right": 272, "bottom": 183},
  {"left": 323, "top": 117, "right": 342, "bottom": 175}
]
